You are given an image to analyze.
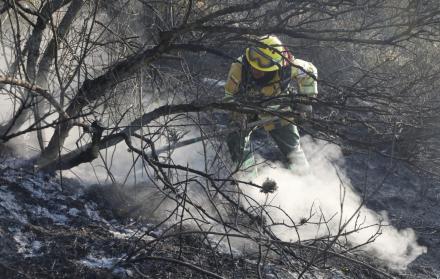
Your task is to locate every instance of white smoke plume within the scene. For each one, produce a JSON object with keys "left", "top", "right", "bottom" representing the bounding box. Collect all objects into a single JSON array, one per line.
[
  {"left": 243, "top": 136, "right": 426, "bottom": 269},
  {"left": 75, "top": 128, "right": 427, "bottom": 269}
]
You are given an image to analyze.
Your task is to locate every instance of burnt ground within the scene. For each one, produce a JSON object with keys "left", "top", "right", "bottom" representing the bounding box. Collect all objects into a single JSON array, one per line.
[
  {"left": 0, "top": 149, "right": 350, "bottom": 279},
  {"left": 0, "top": 161, "right": 259, "bottom": 279},
  {"left": 343, "top": 152, "right": 440, "bottom": 277},
  {"left": 0, "top": 140, "right": 439, "bottom": 278}
]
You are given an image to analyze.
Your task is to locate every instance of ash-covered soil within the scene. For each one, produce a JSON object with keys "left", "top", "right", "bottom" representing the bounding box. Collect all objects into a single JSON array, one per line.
[
  {"left": 0, "top": 141, "right": 439, "bottom": 278},
  {"left": 0, "top": 154, "right": 346, "bottom": 278},
  {"left": 343, "top": 152, "right": 440, "bottom": 277}
]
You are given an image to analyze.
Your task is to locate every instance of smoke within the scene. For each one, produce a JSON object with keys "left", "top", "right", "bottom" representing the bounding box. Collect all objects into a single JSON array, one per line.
[
  {"left": 81, "top": 126, "right": 427, "bottom": 269},
  {"left": 65, "top": 118, "right": 211, "bottom": 184},
  {"left": 60, "top": 121, "right": 426, "bottom": 270},
  {"left": 0, "top": 44, "right": 14, "bottom": 123},
  {"left": 0, "top": 96, "right": 13, "bottom": 123},
  {"left": 0, "top": 96, "right": 41, "bottom": 157},
  {"left": 243, "top": 136, "right": 426, "bottom": 269}
]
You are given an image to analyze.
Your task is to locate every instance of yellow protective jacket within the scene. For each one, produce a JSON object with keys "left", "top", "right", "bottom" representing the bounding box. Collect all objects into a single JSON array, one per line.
[{"left": 224, "top": 56, "right": 318, "bottom": 130}]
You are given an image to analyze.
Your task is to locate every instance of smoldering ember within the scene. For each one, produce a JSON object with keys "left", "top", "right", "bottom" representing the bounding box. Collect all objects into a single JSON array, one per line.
[{"left": 0, "top": 1, "right": 440, "bottom": 278}]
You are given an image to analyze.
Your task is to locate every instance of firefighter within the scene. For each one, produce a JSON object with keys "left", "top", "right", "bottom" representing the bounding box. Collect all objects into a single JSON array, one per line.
[{"left": 224, "top": 35, "right": 318, "bottom": 175}]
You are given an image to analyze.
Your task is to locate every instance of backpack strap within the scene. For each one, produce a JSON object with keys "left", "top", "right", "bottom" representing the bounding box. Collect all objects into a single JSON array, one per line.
[
  {"left": 279, "top": 48, "right": 293, "bottom": 92},
  {"left": 239, "top": 55, "right": 252, "bottom": 94},
  {"left": 279, "top": 65, "right": 292, "bottom": 92}
]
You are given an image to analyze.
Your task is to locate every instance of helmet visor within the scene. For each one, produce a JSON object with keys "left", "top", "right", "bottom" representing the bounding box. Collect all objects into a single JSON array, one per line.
[{"left": 248, "top": 47, "right": 283, "bottom": 69}]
